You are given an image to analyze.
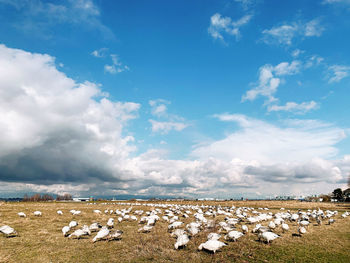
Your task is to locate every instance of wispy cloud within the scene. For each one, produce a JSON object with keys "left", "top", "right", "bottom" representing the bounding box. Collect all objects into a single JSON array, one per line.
[
  {"left": 328, "top": 65, "right": 350, "bottom": 83},
  {"left": 208, "top": 13, "right": 252, "bottom": 42},
  {"left": 262, "top": 18, "right": 324, "bottom": 46},
  {"left": 104, "top": 54, "right": 130, "bottom": 74},
  {"left": 91, "top": 48, "right": 108, "bottom": 58},
  {"left": 0, "top": 0, "right": 114, "bottom": 39},
  {"left": 148, "top": 99, "right": 188, "bottom": 134},
  {"left": 323, "top": 0, "right": 350, "bottom": 4},
  {"left": 149, "top": 120, "right": 188, "bottom": 134},
  {"left": 267, "top": 101, "right": 319, "bottom": 114},
  {"left": 149, "top": 99, "right": 170, "bottom": 117}
]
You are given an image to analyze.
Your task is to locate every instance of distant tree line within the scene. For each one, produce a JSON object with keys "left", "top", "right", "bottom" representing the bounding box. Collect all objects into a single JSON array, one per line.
[
  {"left": 22, "top": 193, "right": 72, "bottom": 202},
  {"left": 332, "top": 187, "right": 350, "bottom": 202}
]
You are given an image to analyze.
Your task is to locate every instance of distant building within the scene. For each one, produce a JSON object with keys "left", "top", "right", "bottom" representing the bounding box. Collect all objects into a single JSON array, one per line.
[{"left": 72, "top": 197, "right": 91, "bottom": 202}]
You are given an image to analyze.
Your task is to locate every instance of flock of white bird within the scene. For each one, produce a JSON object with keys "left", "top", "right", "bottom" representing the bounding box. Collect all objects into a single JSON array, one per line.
[{"left": 1, "top": 202, "right": 349, "bottom": 254}]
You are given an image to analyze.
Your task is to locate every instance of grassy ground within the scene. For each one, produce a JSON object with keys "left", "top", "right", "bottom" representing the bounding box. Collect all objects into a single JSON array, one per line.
[{"left": 0, "top": 201, "right": 349, "bottom": 263}]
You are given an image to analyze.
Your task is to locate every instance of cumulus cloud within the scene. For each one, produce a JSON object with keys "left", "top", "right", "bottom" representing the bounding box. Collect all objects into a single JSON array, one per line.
[
  {"left": 242, "top": 60, "right": 301, "bottom": 102},
  {"left": 208, "top": 13, "right": 252, "bottom": 42},
  {"left": 0, "top": 44, "right": 139, "bottom": 186},
  {"left": 262, "top": 19, "right": 324, "bottom": 46},
  {"left": 0, "top": 45, "right": 348, "bottom": 198},
  {"left": 328, "top": 65, "right": 350, "bottom": 83}
]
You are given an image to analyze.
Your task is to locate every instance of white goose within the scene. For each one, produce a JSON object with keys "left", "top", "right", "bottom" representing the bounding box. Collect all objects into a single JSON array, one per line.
[
  {"left": 18, "top": 212, "right": 26, "bottom": 217},
  {"left": 258, "top": 232, "right": 279, "bottom": 243},
  {"left": 198, "top": 240, "right": 227, "bottom": 253},
  {"left": 93, "top": 227, "right": 110, "bottom": 243},
  {"left": 225, "top": 230, "right": 244, "bottom": 242},
  {"left": 174, "top": 234, "right": 190, "bottom": 249},
  {"left": 62, "top": 226, "right": 70, "bottom": 236},
  {"left": 0, "top": 225, "right": 17, "bottom": 237}
]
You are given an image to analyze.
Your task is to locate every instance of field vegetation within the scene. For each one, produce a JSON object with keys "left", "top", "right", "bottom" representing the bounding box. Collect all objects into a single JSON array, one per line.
[{"left": 1, "top": 200, "right": 349, "bottom": 263}]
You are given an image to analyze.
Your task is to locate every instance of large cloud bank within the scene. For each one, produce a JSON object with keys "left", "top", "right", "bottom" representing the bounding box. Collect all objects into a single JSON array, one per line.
[{"left": 0, "top": 44, "right": 349, "bottom": 198}]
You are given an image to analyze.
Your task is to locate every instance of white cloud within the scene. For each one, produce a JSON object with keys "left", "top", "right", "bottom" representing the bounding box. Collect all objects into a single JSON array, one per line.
[
  {"left": 199, "top": 114, "right": 346, "bottom": 163},
  {"left": 234, "top": 0, "right": 255, "bottom": 10},
  {"left": 149, "top": 120, "right": 188, "bottom": 134},
  {"left": 291, "top": 49, "right": 304, "bottom": 57},
  {"left": 262, "top": 19, "right": 324, "bottom": 46},
  {"left": 0, "top": 44, "right": 348, "bottom": 198},
  {"left": 0, "top": 0, "right": 114, "bottom": 39},
  {"left": 149, "top": 99, "right": 170, "bottom": 117},
  {"left": 267, "top": 101, "right": 318, "bottom": 113},
  {"left": 104, "top": 54, "right": 129, "bottom": 74},
  {"left": 304, "top": 19, "right": 324, "bottom": 37},
  {"left": 91, "top": 48, "right": 108, "bottom": 58},
  {"left": 262, "top": 24, "right": 298, "bottom": 45},
  {"left": 328, "top": 65, "right": 350, "bottom": 83},
  {"left": 0, "top": 44, "right": 139, "bottom": 185},
  {"left": 208, "top": 13, "right": 252, "bottom": 42},
  {"left": 323, "top": 0, "right": 350, "bottom": 4},
  {"left": 242, "top": 61, "right": 301, "bottom": 102},
  {"left": 305, "top": 55, "right": 324, "bottom": 68}
]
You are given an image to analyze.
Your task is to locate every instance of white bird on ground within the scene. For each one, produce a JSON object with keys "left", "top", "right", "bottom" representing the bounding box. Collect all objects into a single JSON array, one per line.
[
  {"left": 57, "top": 210, "right": 63, "bottom": 215},
  {"left": 328, "top": 219, "right": 335, "bottom": 225},
  {"left": 93, "top": 227, "right": 110, "bottom": 243},
  {"left": 187, "top": 226, "right": 200, "bottom": 236},
  {"left": 33, "top": 211, "right": 42, "bottom": 216},
  {"left": 89, "top": 222, "right": 102, "bottom": 232},
  {"left": 69, "top": 228, "right": 89, "bottom": 239},
  {"left": 107, "top": 218, "right": 114, "bottom": 228},
  {"left": 72, "top": 210, "right": 81, "bottom": 216},
  {"left": 258, "top": 232, "right": 279, "bottom": 243},
  {"left": 298, "top": 226, "right": 307, "bottom": 235},
  {"left": 171, "top": 229, "right": 186, "bottom": 238},
  {"left": 198, "top": 240, "right": 227, "bottom": 253},
  {"left": 242, "top": 225, "right": 248, "bottom": 234},
  {"left": 225, "top": 230, "right": 244, "bottom": 242},
  {"left": 174, "top": 234, "right": 190, "bottom": 249},
  {"left": 281, "top": 223, "right": 289, "bottom": 232},
  {"left": 299, "top": 220, "right": 309, "bottom": 227},
  {"left": 118, "top": 217, "right": 123, "bottom": 223},
  {"left": 207, "top": 232, "right": 221, "bottom": 241},
  {"left": 93, "top": 210, "right": 102, "bottom": 214},
  {"left": 62, "top": 226, "right": 70, "bottom": 236},
  {"left": 168, "top": 221, "right": 183, "bottom": 230},
  {"left": 69, "top": 221, "right": 78, "bottom": 228},
  {"left": 268, "top": 221, "right": 276, "bottom": 230},
  {"left": 0, "top": 225, "right": 17, "bottom": 237},
  {"left": 108, "top": 230, "right": 123, "bottom": 241},
  {"left": 138, "top": 225, "right": 153, "bottom": 233},
  {"left": 18, "top": 212, "right": 26, "bottom": 217}
]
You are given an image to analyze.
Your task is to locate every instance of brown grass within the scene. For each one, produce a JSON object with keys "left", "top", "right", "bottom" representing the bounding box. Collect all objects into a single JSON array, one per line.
[{"left": 0, "top": 201, "right": 349, "bottom": 263}]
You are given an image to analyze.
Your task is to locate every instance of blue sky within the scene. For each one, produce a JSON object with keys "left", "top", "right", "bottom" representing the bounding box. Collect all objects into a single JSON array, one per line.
[{"left": 0, "top": 0, "right": 350, "bottom": 198}]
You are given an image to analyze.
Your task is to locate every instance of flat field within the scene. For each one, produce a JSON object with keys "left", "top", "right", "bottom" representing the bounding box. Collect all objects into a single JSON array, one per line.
[{"left": 0, "top": 200, "right": 349, "bottom": 263}]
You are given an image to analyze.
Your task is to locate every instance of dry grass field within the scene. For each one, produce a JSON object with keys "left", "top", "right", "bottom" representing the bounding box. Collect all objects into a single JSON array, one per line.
[{"left": 1, "top": 200, "right": 349, "bottom": 263}]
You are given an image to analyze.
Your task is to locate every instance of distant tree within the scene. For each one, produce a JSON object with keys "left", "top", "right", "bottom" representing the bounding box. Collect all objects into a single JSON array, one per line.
[
  {"left": 56, "top": 193, "right": 72, "bottom": 201},
  {"left": 319, "top": 194, "right": 331, "bottom": 202},
  {"left": 332, "top": 188, "right": 344, "bottom": 201},
  {"left": 23, "top": 194, "right": 29, "bottom": 202},
  {"left": 63, "top": 193, "right": 72, "bottom": 200}
]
